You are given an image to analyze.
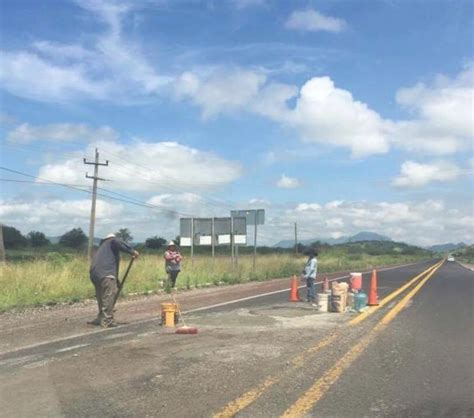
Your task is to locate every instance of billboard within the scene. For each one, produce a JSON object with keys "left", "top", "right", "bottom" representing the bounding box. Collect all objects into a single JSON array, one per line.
[
  {"left": 230, "top": 209, "right": 265, "bottom": 225},
  {"left": 179, "top": 217, "right": 247, "bottom": 246}
]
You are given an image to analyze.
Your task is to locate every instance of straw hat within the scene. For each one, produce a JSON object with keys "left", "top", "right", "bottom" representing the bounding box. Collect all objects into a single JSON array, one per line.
[
  {"left": 104, "top": 233, "right": 116, "bottom": 240},
  {"left": 167, "top": 240, "right": 176, "bottom": 247}
]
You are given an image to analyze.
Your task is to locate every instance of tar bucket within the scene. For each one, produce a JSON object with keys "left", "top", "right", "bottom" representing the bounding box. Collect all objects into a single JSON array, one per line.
[
  {"left": 350, "top": 272, "right": 362, "bottom": 292},
  {"left": 161, "top": 303, "right": 179, "bottom": 327},
  {"left": 317, "top": 293, "right": 329, "bottom": 312}
]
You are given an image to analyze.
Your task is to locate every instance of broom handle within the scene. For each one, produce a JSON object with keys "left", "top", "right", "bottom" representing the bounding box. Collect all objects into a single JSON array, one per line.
[
  {"left": 113, "top": 257, "right": 135, "bottom": 307},
  {"left": 171, "top": 292, "right": 187, "bottom": 327}
]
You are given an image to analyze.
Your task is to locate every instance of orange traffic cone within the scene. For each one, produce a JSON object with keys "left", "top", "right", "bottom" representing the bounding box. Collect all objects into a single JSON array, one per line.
[
  {"left": 322, "top": 276, "right": 330, "bottom": 293},
  {"left": 289, "top": 275, "right": 300, "bottom": 302},
  {"left": 368, "top": 269, "right": 379, "bottom": 306}
]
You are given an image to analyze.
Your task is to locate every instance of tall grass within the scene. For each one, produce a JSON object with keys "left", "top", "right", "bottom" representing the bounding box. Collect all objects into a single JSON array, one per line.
[{"left": 0, "top": 252, "right": 427, "bottom": 311}]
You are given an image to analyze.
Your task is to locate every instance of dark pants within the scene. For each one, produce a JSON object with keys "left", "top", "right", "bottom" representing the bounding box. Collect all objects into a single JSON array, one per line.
[
  {"left": 306, "top": 277, "right": 315, "bottom": 302},
  {"left": 167, "top": 270, "right": 180, "bottom": 287},
  {"left": 92, "top": 276, "right": 118, "bottom": 320}
]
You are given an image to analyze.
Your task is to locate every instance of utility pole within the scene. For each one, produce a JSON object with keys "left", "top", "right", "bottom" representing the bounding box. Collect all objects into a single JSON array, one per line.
[
  {"left": 84, "top": 148, "right": 108, "bottom": 260},
  {"left": 0, "top": 224, "right": 5, "bottom": 263},
  {"left": 294, "top": 222, "right": 298, "bottom": 255}
]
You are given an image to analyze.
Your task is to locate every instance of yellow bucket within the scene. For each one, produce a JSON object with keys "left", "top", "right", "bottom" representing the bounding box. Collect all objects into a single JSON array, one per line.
[{"left": 161, "top": 303, "right": 178, "bottom": 327}]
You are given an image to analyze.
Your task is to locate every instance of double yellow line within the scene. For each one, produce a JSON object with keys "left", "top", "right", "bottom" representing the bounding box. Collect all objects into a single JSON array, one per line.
[
  {"left": 282, "top": 260, "right": 444, "bottom": 417},
  {"left": 212, "top": 260, "right": 444, "bottom": 418}
]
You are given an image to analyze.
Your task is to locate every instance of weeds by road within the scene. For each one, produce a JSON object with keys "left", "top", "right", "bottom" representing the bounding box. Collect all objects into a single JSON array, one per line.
[{"left": 0, "top": 252, "right": 428, "bottom": 311}]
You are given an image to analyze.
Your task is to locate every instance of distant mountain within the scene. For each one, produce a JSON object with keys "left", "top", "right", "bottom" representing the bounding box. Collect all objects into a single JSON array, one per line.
[
  {"left": 427, "top": 242, "right": 467, "bottom": 252},
  {"left": 274, "top": 231, "right": 392, "bottom": 248}
]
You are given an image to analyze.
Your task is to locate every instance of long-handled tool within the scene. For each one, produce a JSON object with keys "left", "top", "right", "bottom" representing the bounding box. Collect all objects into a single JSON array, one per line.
[
  {"left": 172, "top": 292, "right": 198, "bottom": 334},
  {"left": 112, "top": 257, "right": 135, "bottom": 308}
]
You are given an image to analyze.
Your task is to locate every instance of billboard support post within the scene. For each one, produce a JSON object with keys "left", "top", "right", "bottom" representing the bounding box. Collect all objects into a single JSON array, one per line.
[
  {"left": 191, "top": 217, "right": 194, "bottom": 268},
  {"left": 211, "top": 217, "right": 215, "bottom": 266},
  {"left": 231, "top": 216, "right": 235, "bottom": 271},
  {"left": 253, "top": 218, "right": 257, "bottom": 272}
]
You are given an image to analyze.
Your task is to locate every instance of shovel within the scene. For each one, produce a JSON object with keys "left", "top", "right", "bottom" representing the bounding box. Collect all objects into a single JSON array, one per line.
[{"left": 112, "top": 257, "right": 135, "bottom": 308}]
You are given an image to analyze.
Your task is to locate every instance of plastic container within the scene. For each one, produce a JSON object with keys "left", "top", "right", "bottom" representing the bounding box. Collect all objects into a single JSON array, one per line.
[
  {"left": 350, "top": 272, "right": 362, "bottom": 292},
  {"left": 317, "top": 293, "right": 329, "bottom": 312},
  {"left": 354, "top": 292, "right": 368, "bottom": 312},
  {"left": 161, "top": 302, "right": 179, "bottom": 327}
]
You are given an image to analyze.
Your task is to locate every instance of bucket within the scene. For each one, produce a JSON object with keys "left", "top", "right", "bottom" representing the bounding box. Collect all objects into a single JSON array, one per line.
[
  {"left": 354, "top": 292, "right": 368, "bottom": 312},
  {"left": 317, "top": 293, "right": 329, "bottom": 312},
  {"left": 350, "top": 272, "right": 362, "bottom": 291},
  {"left": 161, "top": 302, "right": 179, "bottom": 327},
  {"left": 331, "top": 291, "right": 346, "bottom": 313}
]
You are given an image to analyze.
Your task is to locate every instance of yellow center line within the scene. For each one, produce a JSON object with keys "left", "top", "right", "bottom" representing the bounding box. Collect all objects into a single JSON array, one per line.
[
  {"left": 212, "top": 260, "right": 441, "bottom": 418},
  {"left": 281, "top": 261, "right": 444, "bottom": 418},
  {"left": 349, "top": 260, "right": 443, "bottom": 325}
]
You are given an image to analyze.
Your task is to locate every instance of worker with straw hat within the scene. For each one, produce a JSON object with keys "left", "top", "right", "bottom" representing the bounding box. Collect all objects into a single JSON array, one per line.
[
  {"left": 164, "top": 240, "right": 182, "bottom": 289},
  {"left": 89, "top": 233, "right": 139, "bottom": 328}
]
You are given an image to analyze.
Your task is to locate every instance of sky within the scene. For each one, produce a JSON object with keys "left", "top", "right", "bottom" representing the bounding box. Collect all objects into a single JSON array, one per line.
[{"left": 0, "top": 0, "right": 473, "bottom": 247}]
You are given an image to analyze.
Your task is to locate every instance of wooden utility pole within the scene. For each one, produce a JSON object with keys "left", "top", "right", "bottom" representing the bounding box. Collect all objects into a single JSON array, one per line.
[
  {"left": 84, "top": 148, "right": 108, "bottom": 260},
  {"left": 294, "top": 222, "right": 298, "bottom": 255},
  {"left": 0, "top": 224, "right": 5, "bottom": 263}
]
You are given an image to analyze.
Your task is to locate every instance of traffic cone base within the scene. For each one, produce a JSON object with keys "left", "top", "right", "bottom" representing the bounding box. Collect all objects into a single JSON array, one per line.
[
  {"left": 368, "top": 269, "right": 379, "bottom": 306},
  {"left": 289, "top": 275, "right": 300, "bottom": 302}
]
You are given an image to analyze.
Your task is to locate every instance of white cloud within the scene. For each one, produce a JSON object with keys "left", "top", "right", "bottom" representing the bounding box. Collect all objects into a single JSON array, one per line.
[
  {"left": 392, "top": 64, "right": 474, "bottom": 155},
  {"left": 37, "top": 139, "right": 242, "bottom": 192},
  {"left": 295, "top": 203, "right": 322, "bottom": 212},
  {"left": 7, "top": 123, "right": 118, "bottom": 144},
  {"left": 0, "top": 0, "right": 169, "bottom": 103},
  {"left": 285, "top": 9, "right": 347, "bottom": 33},
  {"left": 281, "top": 199, "right": 473, "bottom": 246},
  {"left": 276, "top": 174, "right": 301, "bottom": 189},
  {"left": 285, "top": 77, "right": 390, "bottom": 157},
  {"left": 0, "top": 199, "right": 123, "bottom": 235},
  {"left": 392, "top": 160, "right": 461, "bottom": 188},
  {"left": 175, "top": 69, "right": 266, "bottom": 119}
]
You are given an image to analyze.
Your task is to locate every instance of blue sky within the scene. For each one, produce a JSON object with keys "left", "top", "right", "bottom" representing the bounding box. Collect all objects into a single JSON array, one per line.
[{"left": 1, "top": 0, "right": 473, "bottom": 246}]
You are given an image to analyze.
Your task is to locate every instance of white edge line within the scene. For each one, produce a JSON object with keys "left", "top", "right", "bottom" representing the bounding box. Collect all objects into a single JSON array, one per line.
[
  {"left": 0, "top": 260, "right": 430, "bottom": 357},
  {"left": 55, "top": 343, "right": 90, "bottom": 353}
]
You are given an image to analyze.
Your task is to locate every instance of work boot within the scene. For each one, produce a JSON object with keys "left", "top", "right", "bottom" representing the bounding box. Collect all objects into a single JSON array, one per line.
[
  {"left": 100, "top": 318, "right": 118, "bottom": 328},
  {"left": 87, "top": 317, "right": 102, "bottom": 326}
]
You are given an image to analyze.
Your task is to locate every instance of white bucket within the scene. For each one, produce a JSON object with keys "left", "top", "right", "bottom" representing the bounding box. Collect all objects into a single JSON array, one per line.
[{"left": 317, "top": 293, "right": 329, "bottom": 312}]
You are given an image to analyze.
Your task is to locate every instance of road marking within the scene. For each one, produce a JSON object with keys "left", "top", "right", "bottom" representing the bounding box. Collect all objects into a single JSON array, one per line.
[
  {"left": 212, "top": 331, "right": 339, "bottom": 418},
  {"left": 349, "top": 260, "right": 443, "bottom": 325},
  {"left": 211, "top": 260, "right": 441, "bottom": 418},
  {"left": 0, "top": 260, "right": 433, "bottom": 357},
  {"left": 281, "top": 261, "right": 444, "bottom": 418},
  {"left": 186, "top": 261, "right": 425, "bottom": 315},
  {"left": 55, "top": 343, "right": 90, "bottom": 353}
]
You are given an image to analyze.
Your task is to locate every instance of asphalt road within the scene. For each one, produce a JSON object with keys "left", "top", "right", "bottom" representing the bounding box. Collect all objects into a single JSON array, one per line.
[{"left": 1, "top": 259, "right": 472, "bottom": 417}]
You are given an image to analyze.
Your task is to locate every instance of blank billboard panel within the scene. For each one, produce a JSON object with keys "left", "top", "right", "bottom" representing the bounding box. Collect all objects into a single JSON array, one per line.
[{"left": 231, "top": 209, "right": 265, "bottom": 225}]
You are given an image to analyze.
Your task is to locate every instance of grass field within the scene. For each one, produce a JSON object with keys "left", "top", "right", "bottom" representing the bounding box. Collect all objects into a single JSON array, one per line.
[{"left": 0, "top": 251, "right": 429, "bottom": 311}]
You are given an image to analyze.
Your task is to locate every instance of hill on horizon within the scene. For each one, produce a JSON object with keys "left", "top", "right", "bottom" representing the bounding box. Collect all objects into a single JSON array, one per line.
[{"left": 274, "top": 231, "right": 392, "bottom": 248}]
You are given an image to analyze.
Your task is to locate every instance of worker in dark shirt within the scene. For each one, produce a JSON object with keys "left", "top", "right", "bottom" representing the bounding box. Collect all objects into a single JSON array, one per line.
[{"left": 89, "top": 233, "right": 139, "bottom": 328}]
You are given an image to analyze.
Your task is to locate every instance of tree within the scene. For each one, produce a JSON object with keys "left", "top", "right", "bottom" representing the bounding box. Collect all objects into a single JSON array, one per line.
[
  {"left": 59, "top": 228, "right": 87, "bottom": 249},
  {"left": 115, "top": 228, "right": 133, "bottom": 243},
  {"left": 3, "top": 226, "right": 28, "bottom": 248},
  {"left": 145, "top": 236, "right": 167, "bottom": 249},
  {"left": 27, "top": 231, "right": 50, "bottom": 247}
]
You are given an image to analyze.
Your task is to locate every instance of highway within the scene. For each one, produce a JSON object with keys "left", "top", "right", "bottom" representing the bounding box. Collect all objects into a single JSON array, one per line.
[{"left": 0, "top": 260, "right": 472, "bottom": 417}]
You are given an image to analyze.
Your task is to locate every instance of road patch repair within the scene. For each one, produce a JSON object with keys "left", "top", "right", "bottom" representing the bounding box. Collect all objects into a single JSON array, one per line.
[{"left": 0, "top": 260, "right": 446, "bottom": 417}]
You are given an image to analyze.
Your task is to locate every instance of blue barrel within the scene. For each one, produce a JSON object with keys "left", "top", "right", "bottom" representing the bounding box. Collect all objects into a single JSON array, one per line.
[{"left": 354, "top": 292, "right": 368, "bottom": 312}]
